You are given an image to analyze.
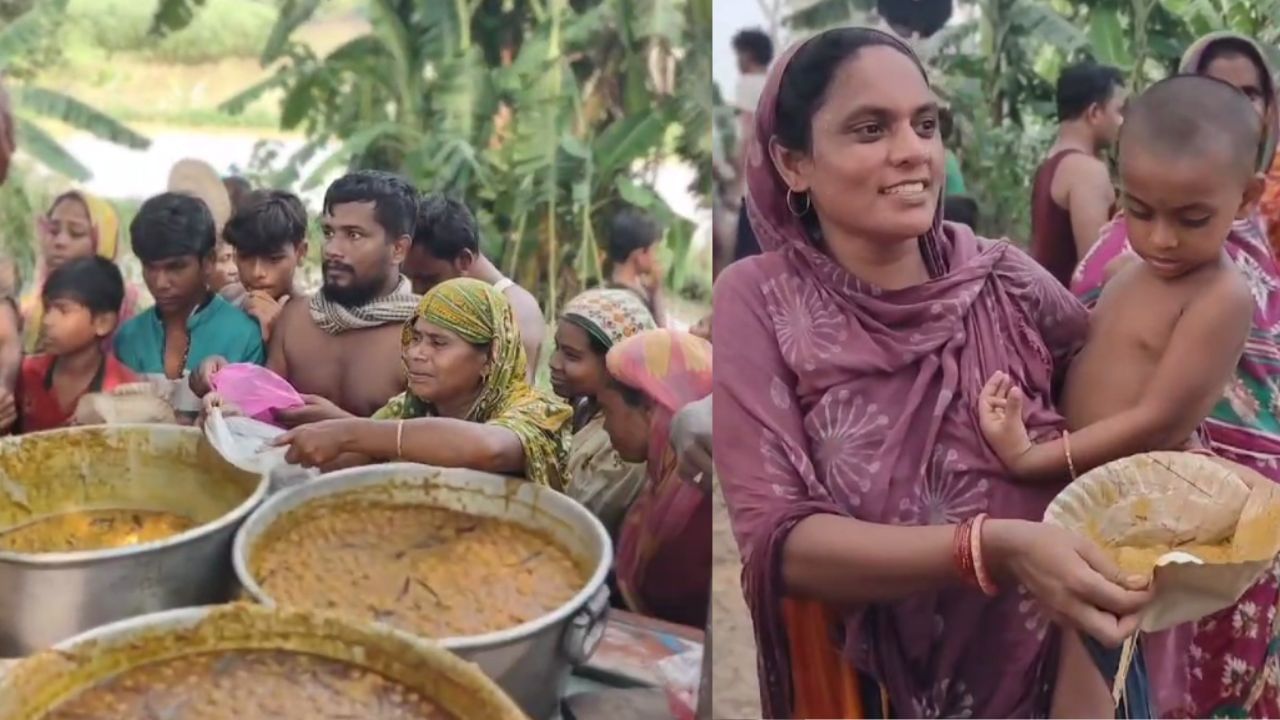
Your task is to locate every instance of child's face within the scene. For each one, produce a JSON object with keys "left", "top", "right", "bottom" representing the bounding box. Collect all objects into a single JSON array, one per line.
[
  {"left": 142, "top": 255, "right": 210, "bottom": 315},
  {"left": 236, "top": 243, "right": 305, "bottom": 300},
  {"left": 41, "top": 298, "right": 114, "bottom": 355},
  {"left": 1119, "top": 144, "right": 1261, "bottom": 279},
  {"left": 210, "top": 241, "right": 238, "bottom": 291}
]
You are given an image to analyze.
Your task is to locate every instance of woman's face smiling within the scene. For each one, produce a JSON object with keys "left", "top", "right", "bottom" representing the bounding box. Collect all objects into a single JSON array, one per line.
[{"left": 770, "top": 45, "right": 945, "bottom": 251}]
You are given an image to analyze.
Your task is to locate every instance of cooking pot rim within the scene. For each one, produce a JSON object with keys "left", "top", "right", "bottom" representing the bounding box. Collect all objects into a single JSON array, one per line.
[
  {"left": 0, "top": 424, "right": 270, "bottom": 566},
  {"left": 232, "top": 462, "right": 613, "bottom": 649}
]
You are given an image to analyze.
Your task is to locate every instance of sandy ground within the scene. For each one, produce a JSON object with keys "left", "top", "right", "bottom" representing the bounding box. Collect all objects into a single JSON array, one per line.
[{"left": 711, "top": 477, "right": 762, "bottom": 719}]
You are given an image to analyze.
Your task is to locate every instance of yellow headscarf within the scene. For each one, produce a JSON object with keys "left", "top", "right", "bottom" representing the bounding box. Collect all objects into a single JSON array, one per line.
[
  {"left": 21, "top": 191, "right": 125, "bottom": 352},
  {"left": 373, "top": 278, "right": 572, "bottom": 489}
]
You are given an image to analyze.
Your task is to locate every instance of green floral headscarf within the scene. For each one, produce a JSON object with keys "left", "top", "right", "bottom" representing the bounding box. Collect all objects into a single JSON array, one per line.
[{"left": 373, "top": 277, "right": 572, "bottom": 489}]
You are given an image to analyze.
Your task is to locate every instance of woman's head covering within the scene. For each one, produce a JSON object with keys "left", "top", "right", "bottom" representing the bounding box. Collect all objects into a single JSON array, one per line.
[
  {"left": 22, "top": 190, "right": 132, "bottom": 352},
  {"left": 1180, "top": 31, "right": 1279, "bottom": 172},
  {"left": 376, "top": 277, "right": 572, "bottom": 489},
  {"left": 167, "top": 158, "right": 233, "bottom": 235},
  {"left": 562, "top": 288, "right": 656, "bottom": 350},
  {"left": 606, "top": 328, "right": 713, "bottom": 464}
]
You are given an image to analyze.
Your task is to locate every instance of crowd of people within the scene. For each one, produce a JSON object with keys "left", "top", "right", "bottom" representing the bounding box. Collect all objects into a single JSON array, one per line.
[
  {"left": 716, "top": 21, "right": 1280, "bottom": 720},
  {"left": 0, "top": 158, "right": 716, "bottom": 634}
]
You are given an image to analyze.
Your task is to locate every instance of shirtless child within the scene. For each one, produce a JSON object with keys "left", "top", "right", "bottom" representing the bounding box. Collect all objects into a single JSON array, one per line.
[
  {"left": 978, "top": 75, "right": 1263, "bottom": 717},
  {"left": 195, "top": 171, "right": 418, "bottom": 422}
]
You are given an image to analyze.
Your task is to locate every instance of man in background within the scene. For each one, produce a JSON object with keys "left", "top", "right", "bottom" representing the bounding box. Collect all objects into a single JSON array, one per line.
[
  {"left": 402, "top": 193, "right": 544, "bottom": 380},
  {"left": 1031, "top": 62, "right": 1126, "bottom": 286},
  {"left": 730, "top": 29, "right": 773, "bottom": 261}
]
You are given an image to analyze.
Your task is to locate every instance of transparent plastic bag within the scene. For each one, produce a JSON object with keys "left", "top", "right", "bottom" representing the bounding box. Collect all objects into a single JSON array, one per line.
[{"left": 209, "top": 363, "right": 304, "bottom": 427}]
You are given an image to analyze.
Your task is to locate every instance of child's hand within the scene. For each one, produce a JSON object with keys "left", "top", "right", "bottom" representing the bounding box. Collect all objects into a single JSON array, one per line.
[{"left": 979, "top": 371, "right": 1033, "bottom": 469}]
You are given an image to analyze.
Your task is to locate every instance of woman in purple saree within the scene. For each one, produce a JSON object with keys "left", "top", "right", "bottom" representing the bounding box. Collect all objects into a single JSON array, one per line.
[{"left": 713, "top": 26, "right": 1152, "bottom": 718}]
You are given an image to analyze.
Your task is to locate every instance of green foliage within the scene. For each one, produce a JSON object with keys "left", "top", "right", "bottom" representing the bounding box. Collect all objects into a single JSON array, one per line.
[
  {"left": 0, "top": 0, "right": 151, "bottom": 181},
  {"left": 226, "top": 0, "right": 709, "bottom": 317},
  {"left": 0, "top": 166, "right": 54, "bottom": 283},
  {"left": 69, "top": 0, "right": 275, "bottom": 65}
]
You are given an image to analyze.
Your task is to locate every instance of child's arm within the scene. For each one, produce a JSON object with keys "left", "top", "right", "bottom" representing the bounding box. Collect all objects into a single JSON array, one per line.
[{"left": 981, "top": 276, "right": 1253, "bottom": 483}]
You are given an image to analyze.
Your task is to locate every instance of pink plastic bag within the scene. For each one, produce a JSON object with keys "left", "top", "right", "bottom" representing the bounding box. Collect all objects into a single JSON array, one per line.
[{"left": 209, "top": 363, "right": 304, "bottom": 427}]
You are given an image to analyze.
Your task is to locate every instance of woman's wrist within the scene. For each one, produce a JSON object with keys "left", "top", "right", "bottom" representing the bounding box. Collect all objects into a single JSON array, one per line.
[{"left": 982, "top": 518, "right": 1031, "bottom": 580}]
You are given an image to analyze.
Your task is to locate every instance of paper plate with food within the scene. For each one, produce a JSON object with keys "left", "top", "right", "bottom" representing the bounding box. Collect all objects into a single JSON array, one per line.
[{"left": 1044, "top": 451, "right": 1280, "bottom": 632}]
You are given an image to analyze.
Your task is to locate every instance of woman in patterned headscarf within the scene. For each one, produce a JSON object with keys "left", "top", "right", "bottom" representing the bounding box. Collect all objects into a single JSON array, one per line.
[
  {"left": 21, "top": 191, "right": 139, "bottom": 353},
  {"left": 597, "top": 328, "right": 712, "bottom": 628},
  {"left": 274, "top": 278, "right": 572, "bottom": 487},
  {"left": 550, "top": 288, "right": 657, "bottom": 538}
]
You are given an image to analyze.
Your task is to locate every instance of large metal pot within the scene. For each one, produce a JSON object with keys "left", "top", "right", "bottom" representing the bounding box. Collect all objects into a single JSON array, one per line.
[
  {"left": 233, "top": 463, "right": 613, "bottom": 720},
  {"left": 0, "top": 424, "right": 268, "bottom": 655},
  {"left": 0, "top": 603, "right": 527, "bottom": 719}
]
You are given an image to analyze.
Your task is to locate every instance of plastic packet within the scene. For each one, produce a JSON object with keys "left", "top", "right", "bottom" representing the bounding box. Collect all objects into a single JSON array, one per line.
[
  {"left": 209, "top": 364, "right": 304, "bottom": 427},
  {"left": 655, "top": 645, "right": 702, "bottom": 720},
  {"left": 203, "top": 407, "right": 315, "bottom": 490}
]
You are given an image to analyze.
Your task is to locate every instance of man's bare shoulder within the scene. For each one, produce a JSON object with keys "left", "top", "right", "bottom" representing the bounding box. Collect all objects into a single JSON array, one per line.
[
  {"left": 1057, "top": 152, "right": 1110, "bottom": 190},
  {"left": 275, "top": 293, "right": 315, "bottom": 334}
]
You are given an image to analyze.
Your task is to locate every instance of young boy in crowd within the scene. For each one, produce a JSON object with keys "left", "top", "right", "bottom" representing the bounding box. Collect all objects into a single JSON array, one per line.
[
  {"left": 114, "top": 192, "right": 264, "bottom": 420},
  {"left": 978, "top": 75, "right": 1263, "bottom": 717},
  {"left": 18, "top": 256, "right": 136, "bottom": 432},
  {"left": 606, "top": 207, "right": 667, "bottom": 327},
  {"left": 220, "top": 190, "right": 309, "bottom": 342}
]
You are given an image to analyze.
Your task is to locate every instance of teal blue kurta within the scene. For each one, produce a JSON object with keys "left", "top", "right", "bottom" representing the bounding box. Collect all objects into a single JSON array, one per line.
[{"left": 114, "top": 294, "right": 264, "bottom": 414}]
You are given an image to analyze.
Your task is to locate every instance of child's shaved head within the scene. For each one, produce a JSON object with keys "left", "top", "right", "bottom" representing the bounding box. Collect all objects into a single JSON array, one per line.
[{"left": 1120, "top": 74, "right": 1263, "bottom": 178}]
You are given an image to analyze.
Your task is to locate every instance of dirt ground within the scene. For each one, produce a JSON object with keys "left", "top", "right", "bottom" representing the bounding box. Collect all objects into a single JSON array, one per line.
[{"left": 710, "top": 477, "right": 762, "bottom": 719}]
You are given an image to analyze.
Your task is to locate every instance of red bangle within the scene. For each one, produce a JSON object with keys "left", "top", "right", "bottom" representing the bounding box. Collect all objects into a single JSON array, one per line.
[
  {"left": 953, "top": 517, "right": 976, "bottom": 585},
  {"left": 971, "top": 513, "right": 999, "bottom": 597}
]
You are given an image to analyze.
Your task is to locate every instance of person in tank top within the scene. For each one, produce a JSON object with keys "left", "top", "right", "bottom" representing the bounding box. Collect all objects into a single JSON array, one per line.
[{"left": 1031, "top": 62, "right": 1127, "bottom": 286}]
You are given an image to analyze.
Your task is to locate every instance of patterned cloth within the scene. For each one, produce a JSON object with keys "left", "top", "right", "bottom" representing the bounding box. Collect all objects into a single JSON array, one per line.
[
  {"left": 1072, "top": 31, "right": 1280, "bottom": 719},
  {"left": 1261, "top": 152, "right": 1280, "bottom": 258},
  {"left": 21, "top": 191, "right": 139, "bottom": 353},
  {"left": 562, "top": 288, "right": 655, "bottom": 348},
  {"left": 561, "top": 288, "right": 656, "bottom": 538},
  {"left": 372, "top": 277, "right": 571, "bottom": 490},
  {"left": 714, "top": 28, "right": 1090, "bottom": 718},
  {"left": 307, "top": 275, "right": 418, "bottom": 335},
  {"left": 608, "top": 328, "right": 713, "bottom": 628}
]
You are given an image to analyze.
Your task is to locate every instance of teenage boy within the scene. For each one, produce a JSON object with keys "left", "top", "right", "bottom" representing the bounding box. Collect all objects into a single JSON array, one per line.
[
  {"left": 220, "top": 189, "right": 309, "bottom": 342},
  {"left": 115, "top": 192, "right": 264, "bottom": 419}
]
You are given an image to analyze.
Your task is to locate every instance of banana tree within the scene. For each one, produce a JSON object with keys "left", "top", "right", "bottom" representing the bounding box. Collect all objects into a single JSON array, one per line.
[{"left": 4, "top": 0, "right": 150, "bottom": 180}]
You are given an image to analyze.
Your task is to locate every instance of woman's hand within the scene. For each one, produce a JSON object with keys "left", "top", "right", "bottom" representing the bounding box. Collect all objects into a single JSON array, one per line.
[
  {"left": 670, "top": 396, "right": 713, "bottom": 491},
  {"left": 273, "top": 394, "right": 352, "bottom": 428},
  {"left": 272, "top": 419, "right": 354, "bottom": 467},
  {"left": 978, "top": 371, "right": 1034, "bottom": 471},
  {"left": 986, "top": 519, "right": 1151, "bottom": 647}
]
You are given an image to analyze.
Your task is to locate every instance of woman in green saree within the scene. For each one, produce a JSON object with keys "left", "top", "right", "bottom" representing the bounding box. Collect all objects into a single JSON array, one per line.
[{"left": 273, "top": 277, "right": 571, "bottom": 486}]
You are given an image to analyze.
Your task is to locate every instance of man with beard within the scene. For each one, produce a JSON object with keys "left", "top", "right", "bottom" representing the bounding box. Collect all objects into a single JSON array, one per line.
[{"left": 193, "top": 171, "right": 418, "bottom": 423}]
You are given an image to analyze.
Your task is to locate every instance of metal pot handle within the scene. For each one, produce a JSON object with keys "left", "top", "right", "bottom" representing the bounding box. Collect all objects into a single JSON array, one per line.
[{"left": 561, "top": 584, "right": 610, "bottom": 665}]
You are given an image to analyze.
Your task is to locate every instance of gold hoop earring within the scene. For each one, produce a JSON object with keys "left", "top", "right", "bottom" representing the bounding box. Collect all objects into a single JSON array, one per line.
[{"left": 786, "top": 188, "right": 811, "bottom": 217}]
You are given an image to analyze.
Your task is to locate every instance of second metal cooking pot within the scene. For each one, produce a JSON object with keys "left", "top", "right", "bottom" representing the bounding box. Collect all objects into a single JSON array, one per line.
[
  {"left": 233, "top": 463, "right": 612, "bottom": 720},
  {"left": 0, "top": 424, "right": 268, "bottom": 655}
]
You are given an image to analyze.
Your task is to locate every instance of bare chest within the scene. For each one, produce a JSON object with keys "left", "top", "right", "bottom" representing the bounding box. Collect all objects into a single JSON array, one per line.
[
  {"left": 283, "top": 320, "right": 405, "bottom": 417},
  {"left": 1062, "top": 275, "right": 1190, "bottom": 428}
]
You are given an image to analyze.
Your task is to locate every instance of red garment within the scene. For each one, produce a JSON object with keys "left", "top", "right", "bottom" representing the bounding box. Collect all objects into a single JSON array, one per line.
[
  {"left": 19, "top": 352, "right": 136, "bottom": 433},
  {"left": 1029, "top": 149, "right": 1085, "bottom": 287}
]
